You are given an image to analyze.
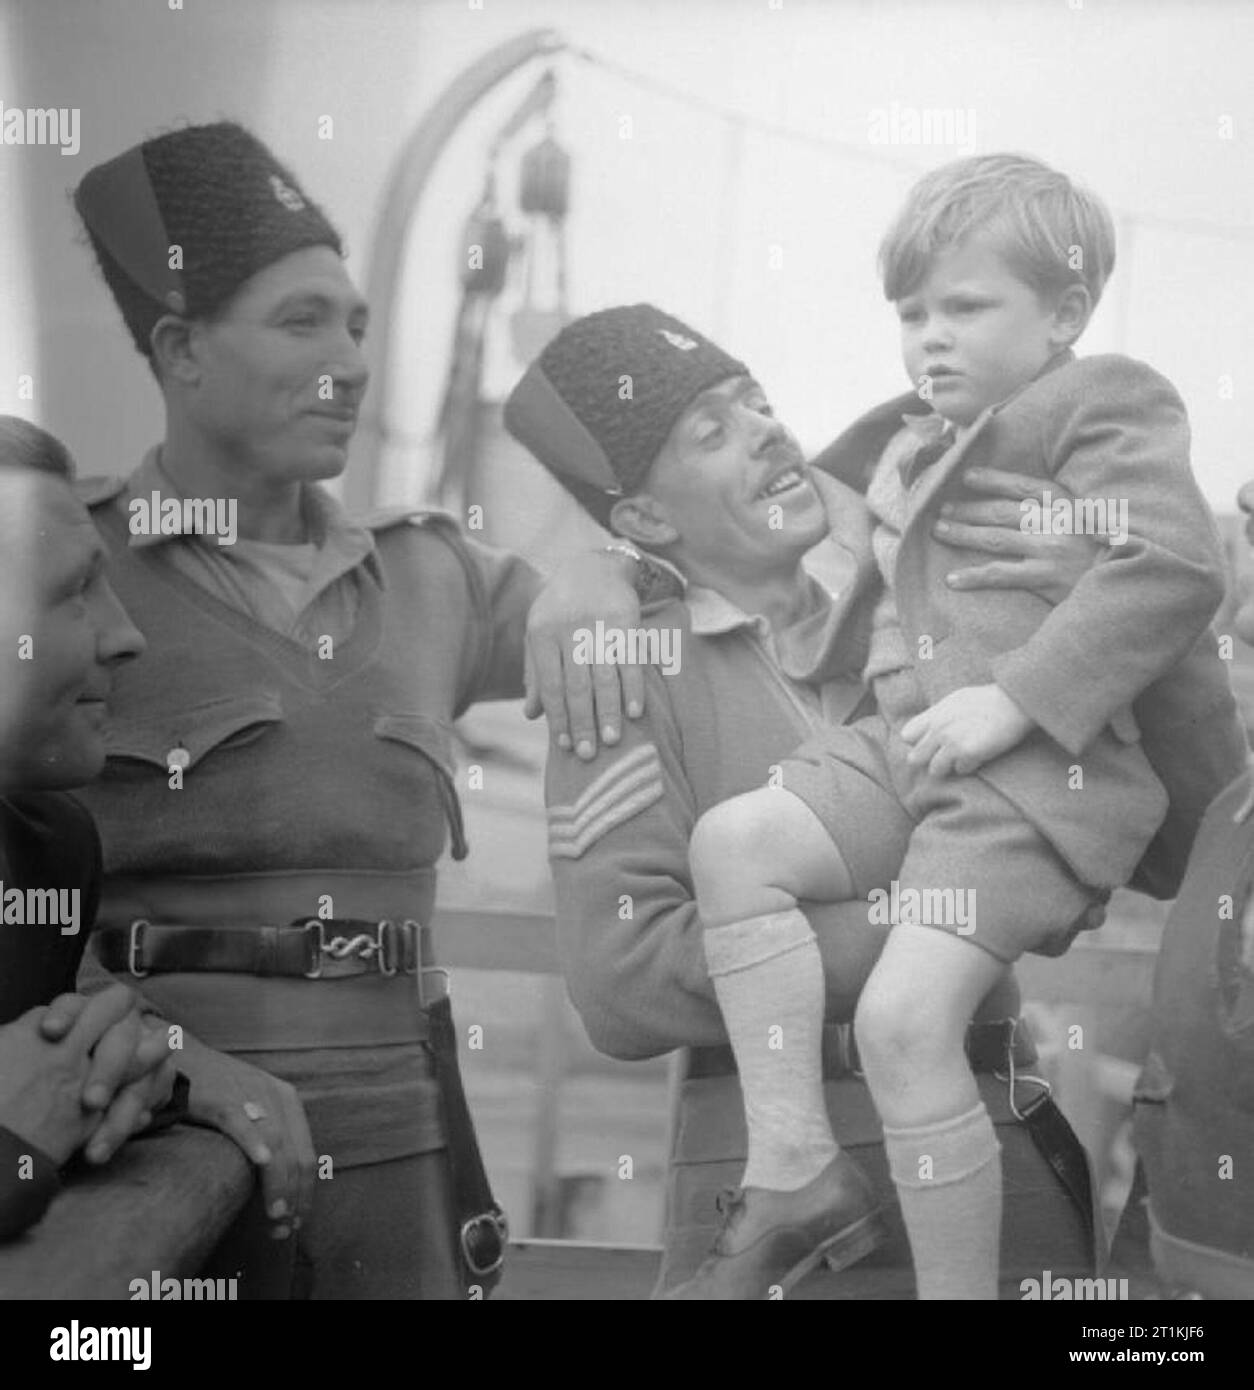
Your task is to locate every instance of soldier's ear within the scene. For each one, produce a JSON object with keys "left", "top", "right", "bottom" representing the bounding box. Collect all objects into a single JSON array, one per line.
[
  {"left": 609, "top": 492, "right": 679, "bottom": 550},
  {"left": 149, "top": 314, "right": 200, "bottom": 387}
]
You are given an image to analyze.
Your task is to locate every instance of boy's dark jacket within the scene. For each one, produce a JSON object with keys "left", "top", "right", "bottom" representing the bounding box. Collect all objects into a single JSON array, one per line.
[{"left": 810, "top": 350, "right": 1248, "bottom": 899}]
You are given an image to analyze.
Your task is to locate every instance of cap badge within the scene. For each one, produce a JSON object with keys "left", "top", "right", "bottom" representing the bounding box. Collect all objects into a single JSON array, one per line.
[
  {"left": 657, "top": 328, "right": 697, "bottom": 351},
  {"left": 269, "top": 174, "right": 307, "bottom": 212}
]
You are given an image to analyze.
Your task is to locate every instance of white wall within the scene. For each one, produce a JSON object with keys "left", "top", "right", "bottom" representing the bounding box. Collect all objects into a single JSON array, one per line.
[{"left": 4, "top": 0, "right": 1252, "bottom": 511}]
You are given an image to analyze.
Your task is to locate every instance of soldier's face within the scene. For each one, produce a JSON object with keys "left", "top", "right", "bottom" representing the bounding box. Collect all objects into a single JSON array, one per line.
[
  {"left": 187, "top": 247, "right": 370, "bottom": 484},
  {"left": 643, "top": 376, "right": 827, "bottom": 575},
  {"left": 0, "top": 472, "right": 144, "bottom": 792}
]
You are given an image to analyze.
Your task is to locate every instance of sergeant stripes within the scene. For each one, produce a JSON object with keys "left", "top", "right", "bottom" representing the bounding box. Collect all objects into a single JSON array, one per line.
[{"left": 547, "top": 744, "right": 665, "bottom": 860}]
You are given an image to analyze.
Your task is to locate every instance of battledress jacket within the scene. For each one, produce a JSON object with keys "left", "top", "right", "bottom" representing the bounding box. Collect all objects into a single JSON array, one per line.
[{"left": 544, "top": 572, "right": 1021, "bottom": 1062}]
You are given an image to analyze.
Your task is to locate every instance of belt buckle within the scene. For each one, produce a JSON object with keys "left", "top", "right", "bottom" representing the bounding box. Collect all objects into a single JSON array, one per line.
[
  {"left": 460, "top": 1208, "right": 508, "bottom": 1278},
  {"left": 993, "top": 1016, "right": 1053, "bottom": 1122},
  {"left": 128, "top": 918, "right": 150, "bottom": 979},
  {"left": 376, "top": 919, "right": 397, "bottom": 977},
  {"left": 301, "top": 917, "right": 419, "bottom": 979},
  {"left": 302, "top": 919, "right": 326, "bottom": 979},
  {"left": 400, "top": 919, "right": 421, "bottom": 976}
]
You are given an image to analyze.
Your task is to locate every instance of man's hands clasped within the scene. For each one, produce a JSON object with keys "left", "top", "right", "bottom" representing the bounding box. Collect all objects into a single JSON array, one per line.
[
  {"left": 1, "top": 983, "right": 315, "bottom": 1240},
  {"left": 0, "top": 983, "right": 175, "bottom": 1168}
]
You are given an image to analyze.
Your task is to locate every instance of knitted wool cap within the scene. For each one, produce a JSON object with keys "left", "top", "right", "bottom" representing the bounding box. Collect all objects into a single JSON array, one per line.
[
  {"left": 74, "top": 121, "right": 343, "bottom": 357},
  {"left": 503, "top": 304, "right": 749, "bottom": 528}
]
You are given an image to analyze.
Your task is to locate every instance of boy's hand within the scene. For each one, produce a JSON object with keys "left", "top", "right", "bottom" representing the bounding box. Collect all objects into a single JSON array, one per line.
[
  {"left": 525, "top": 551, "right": 645, "bottom": 760},
  {"left": 901, "top": 683, "right": 1035, "bottom": 777}
]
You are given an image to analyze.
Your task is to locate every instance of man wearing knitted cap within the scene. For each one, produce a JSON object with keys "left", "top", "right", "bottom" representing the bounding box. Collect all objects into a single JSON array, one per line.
[
  {"left": 505, "top": 303, "right": 1107, "bottom": 1296},
  {"left": 68, "top": 122, "right": 671, "bottom": 1299}
]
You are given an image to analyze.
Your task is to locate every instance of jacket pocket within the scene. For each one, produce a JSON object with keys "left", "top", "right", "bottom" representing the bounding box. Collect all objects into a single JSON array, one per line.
[
  {"left": 374, "top": 713, "right": 469, "bottom": 861},
  {"left": 104, "top": 692, "right": 284, "bottom": 772}
]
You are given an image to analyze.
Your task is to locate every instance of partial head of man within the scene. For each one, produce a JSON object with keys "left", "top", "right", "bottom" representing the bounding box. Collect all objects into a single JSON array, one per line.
[
  {"left": 504, "top": 304, "right": 828, "bottom": 589},
  {"left": 74, "top": 122, "right": 369, "bottom": 485},
  {"left": 879, "top": 153, "right": 1116, "bottom": 425},
  {"left": 0, "top": 418, "right": 144, "bottom": 793}
]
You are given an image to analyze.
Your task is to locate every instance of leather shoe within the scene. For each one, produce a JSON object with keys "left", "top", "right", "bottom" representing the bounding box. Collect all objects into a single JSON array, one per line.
[{"left": 658, "top": 1150, "right": 886, "bottom": 1300}]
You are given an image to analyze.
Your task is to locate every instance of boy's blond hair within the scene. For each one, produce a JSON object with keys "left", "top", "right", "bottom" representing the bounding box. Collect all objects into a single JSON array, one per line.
[{"left": 879, "top": 153, "right": 1116, "bottom": 307}]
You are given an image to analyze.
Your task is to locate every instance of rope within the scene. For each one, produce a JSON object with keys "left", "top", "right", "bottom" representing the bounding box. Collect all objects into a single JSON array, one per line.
[{"left": 564, "top": 43, "right": 1254, "bottom": 248}]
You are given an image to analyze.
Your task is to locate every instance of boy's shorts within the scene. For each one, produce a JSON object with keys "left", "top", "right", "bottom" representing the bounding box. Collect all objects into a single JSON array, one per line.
[{"left": 780, "top": 704, "right": 1101, "bottom": 965}]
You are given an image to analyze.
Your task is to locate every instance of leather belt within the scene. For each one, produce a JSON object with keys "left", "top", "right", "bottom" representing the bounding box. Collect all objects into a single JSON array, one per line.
[
  {"left": 94, "top": 917, "right": 421, "bottom": 980},
  {"left": 686, "top": 1018, "right": 1035, "bottom": 1081},
  {"left": 687, "top": 1016, "right": 1097, "bottom": 1266}
]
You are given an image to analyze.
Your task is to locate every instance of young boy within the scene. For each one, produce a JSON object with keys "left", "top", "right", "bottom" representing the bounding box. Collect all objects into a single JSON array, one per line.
[{"left": 680, "top": 153, "right": 1240, "bottom": 1299}]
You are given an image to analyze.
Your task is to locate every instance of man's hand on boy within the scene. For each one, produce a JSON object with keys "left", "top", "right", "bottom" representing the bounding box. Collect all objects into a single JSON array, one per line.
[
  {"left": 901, "top": 683, "right": 1036, "bottom": 777},
  {"left": 937, "top": 467, "right": 1103, "bottom": 602},
  {"left": 525, "top": 467, "right": 1101, "bottom": 763},
  {"left": 525, "top": 549, "right": 646, "bottom": 761}
]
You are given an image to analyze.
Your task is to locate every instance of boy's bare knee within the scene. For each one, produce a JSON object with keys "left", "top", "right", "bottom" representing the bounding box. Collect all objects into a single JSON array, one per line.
[
  {"left": 690, "top": 793, "right": 774, "bottom": 882},
  {"left": 856, "top": 985, "right": 911, "bottom": 1067},
  {"left": 856, "top": 966, "right": 976, "bottom": 1078}
]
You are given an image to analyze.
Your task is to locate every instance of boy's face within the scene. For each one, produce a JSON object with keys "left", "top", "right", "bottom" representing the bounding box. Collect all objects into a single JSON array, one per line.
[
  {"left": 640, "top": 375, "right": 828, "bottom": 575},
  {"left": 0, "top": 472, "right": 145, "bottom": 792},
  {"left": 895, "top": 237, "right": 1072, "bottom": 425}
]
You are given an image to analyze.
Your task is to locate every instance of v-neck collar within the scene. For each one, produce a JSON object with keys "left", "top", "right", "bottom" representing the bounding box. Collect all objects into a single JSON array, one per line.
[{"left": 100, "top": 498, "right": 385, "bottom": 692}]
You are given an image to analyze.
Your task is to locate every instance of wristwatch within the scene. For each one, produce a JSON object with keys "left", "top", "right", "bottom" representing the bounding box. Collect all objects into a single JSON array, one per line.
[{"left": 603, "top": 542, "right": 687, "bottom": 606}]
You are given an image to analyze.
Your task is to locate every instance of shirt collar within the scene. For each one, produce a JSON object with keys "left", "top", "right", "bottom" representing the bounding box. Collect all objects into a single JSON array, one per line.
[
  {"left": 686, "top": 579, "right": 850, "bottom": 685},
  {"left": 124, "top": 446, "right": 380, "bottom": 582},
  {"left": 899, "top": 348, "right": 1077, "bottom": 443}
]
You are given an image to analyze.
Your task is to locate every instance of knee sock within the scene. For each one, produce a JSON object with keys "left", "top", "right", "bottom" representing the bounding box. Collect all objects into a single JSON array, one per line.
[
  {"left": 883, "top": 1101, "right": 1002, "bottom": 1300},
  {"left": 704, "top": 908, "right": 837, "bottom": 1191}
]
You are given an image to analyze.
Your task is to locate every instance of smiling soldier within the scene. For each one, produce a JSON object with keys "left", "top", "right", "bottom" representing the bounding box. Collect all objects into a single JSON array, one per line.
[
  {"left": 68, "top": 123, "right": 540, "bottom": 1299},
  {"left": 505, "top": 303, "right": 1116, "bottom": 1295}
]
